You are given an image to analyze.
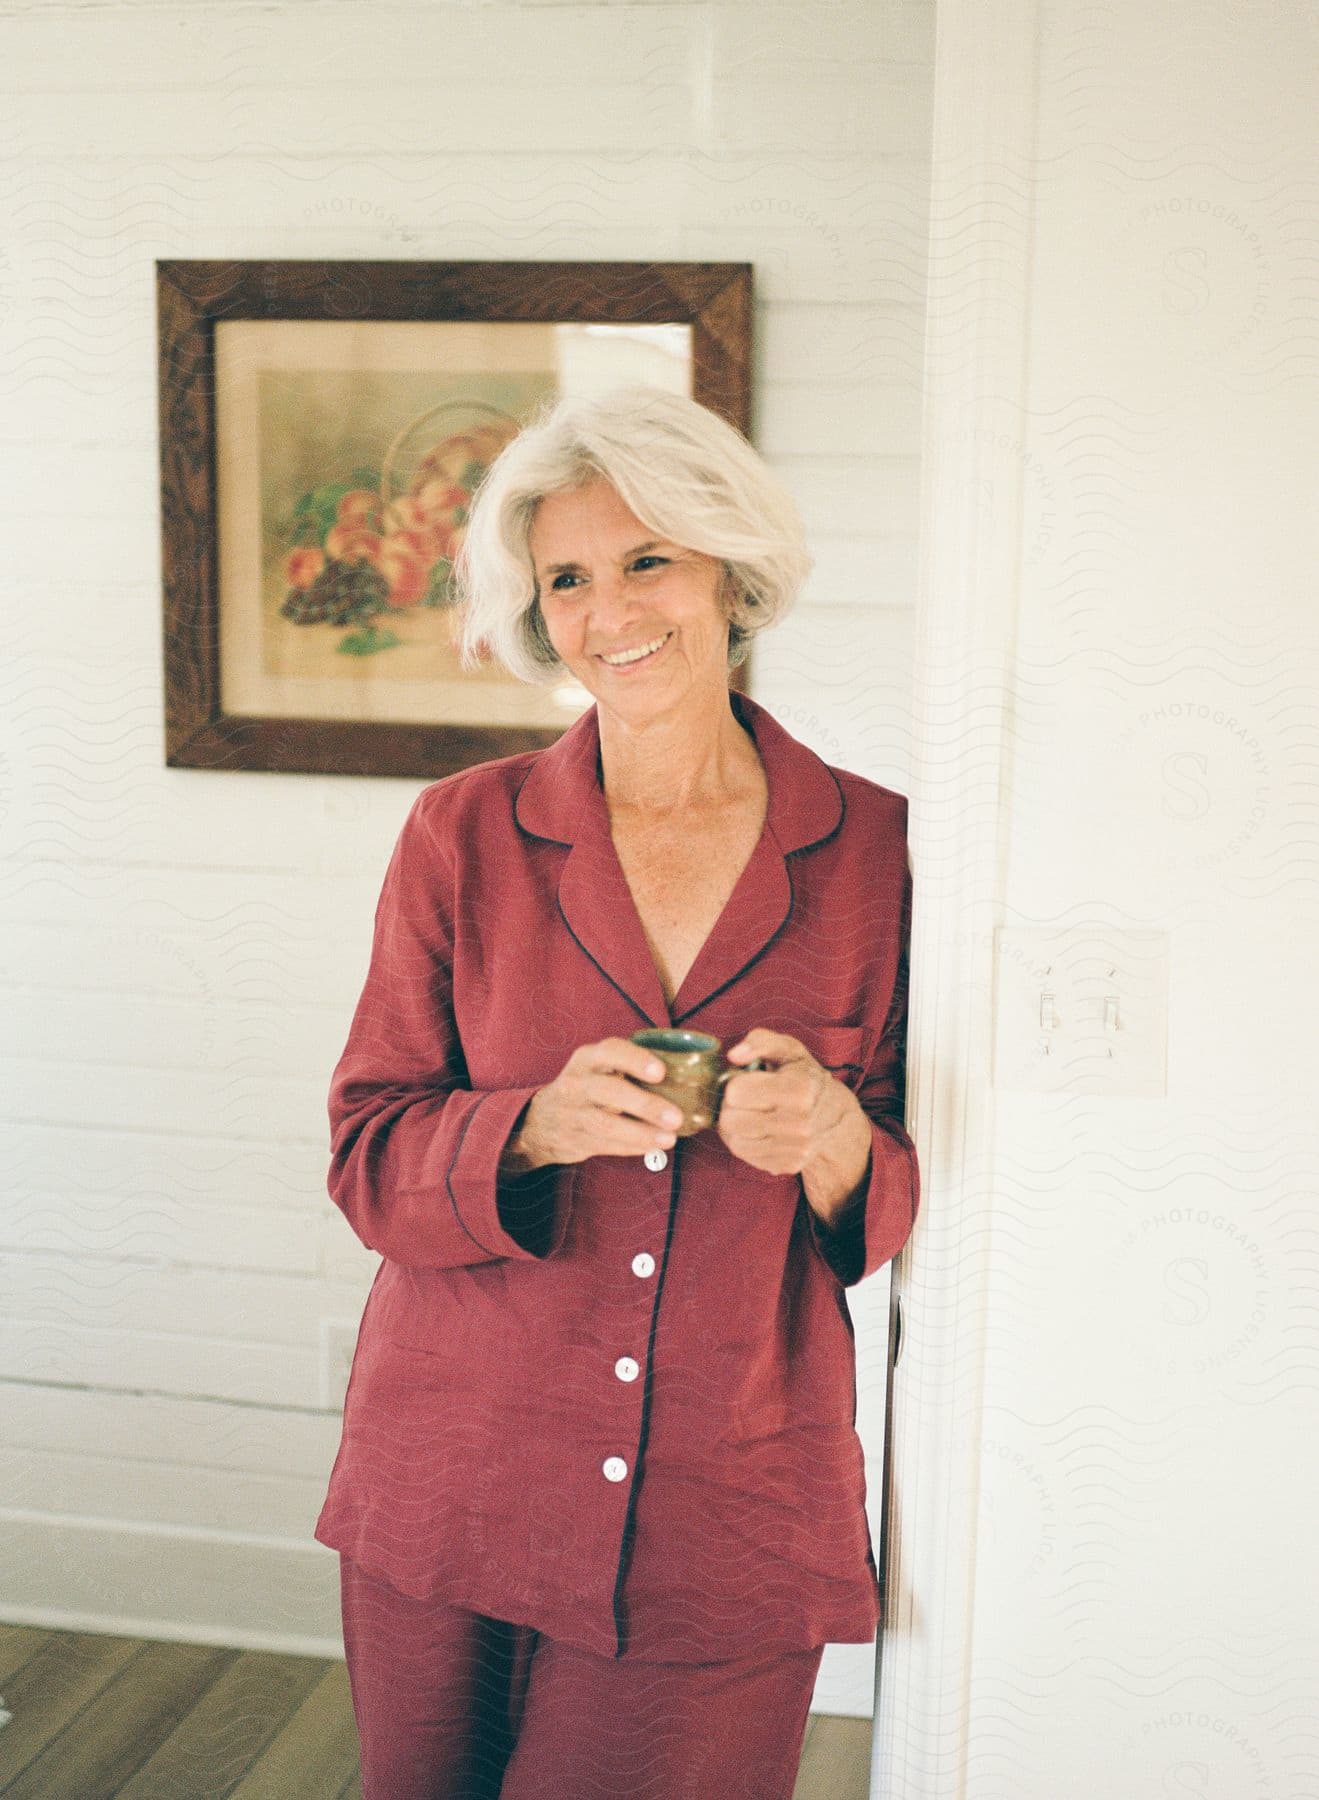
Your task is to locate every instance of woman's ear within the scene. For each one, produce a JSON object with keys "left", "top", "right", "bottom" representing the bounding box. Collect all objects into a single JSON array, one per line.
[
  {"left": 718, "top": 561, "right": 744, "bottom": 622},
  {"left": 524, "top": 596, "right": 562, "bottom": 667}
]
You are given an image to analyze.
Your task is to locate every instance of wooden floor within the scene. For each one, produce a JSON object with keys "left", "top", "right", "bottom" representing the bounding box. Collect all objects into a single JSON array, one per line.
[{"left": 0, "top": 1623, "right": 871, "bottom": 1798}]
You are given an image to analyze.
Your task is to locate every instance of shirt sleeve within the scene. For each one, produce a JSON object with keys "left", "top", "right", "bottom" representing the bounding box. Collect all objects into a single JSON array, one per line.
[
  {"left": 805, "top": 824, "right": 920, "bottom": 1289},
  {"left": 326, "top": 787, "right": 576, "bottom": 1269}
]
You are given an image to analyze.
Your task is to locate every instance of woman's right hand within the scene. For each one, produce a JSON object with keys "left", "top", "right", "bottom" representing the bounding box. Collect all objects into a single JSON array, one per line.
[{"left": 506, "top": 1038, "right": 687, "bottom": 1169}]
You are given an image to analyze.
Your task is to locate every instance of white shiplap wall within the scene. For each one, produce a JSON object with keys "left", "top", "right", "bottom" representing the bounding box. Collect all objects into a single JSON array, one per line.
[{"left": 0, "top": 0, "right": 933, "bottom": 1727}]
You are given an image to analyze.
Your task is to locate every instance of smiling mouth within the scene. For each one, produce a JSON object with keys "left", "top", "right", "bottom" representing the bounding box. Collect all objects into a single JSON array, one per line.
[{"left": 597, "top": 631, "right": 672, "bottom": 669}]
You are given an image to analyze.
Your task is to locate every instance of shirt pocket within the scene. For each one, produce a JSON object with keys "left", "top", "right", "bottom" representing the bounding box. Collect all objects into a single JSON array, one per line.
[{"left": 794, "top": 1023, "right": 870, "bottom": 1087}]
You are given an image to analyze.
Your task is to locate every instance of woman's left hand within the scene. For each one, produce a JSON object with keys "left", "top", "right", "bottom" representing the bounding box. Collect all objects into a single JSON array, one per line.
[
  {"left": 716, "top": 1028, "right": 862, "bottom": 1178},
  {"left": 719, "top": 1030, "right": 874, "bottom": 1229}
]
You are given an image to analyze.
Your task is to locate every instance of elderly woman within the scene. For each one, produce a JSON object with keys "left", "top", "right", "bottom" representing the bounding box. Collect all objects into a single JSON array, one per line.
[{"left": 314, "top": 385, "right": 919, "bottom": 1799}]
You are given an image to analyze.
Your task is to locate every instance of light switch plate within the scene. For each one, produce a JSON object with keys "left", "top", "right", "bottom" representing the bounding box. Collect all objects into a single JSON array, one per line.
[{"left": 992, "top": 927, "right": 1169, "bottom": 1096}]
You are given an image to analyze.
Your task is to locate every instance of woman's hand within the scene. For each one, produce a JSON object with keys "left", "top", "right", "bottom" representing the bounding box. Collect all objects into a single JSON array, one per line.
[
  {"left": 717, "top": 1029, "right": 873, "bottom": 1228},
  {"left": 505, "top": 1037, "right": 687, "bottom": 1170}
]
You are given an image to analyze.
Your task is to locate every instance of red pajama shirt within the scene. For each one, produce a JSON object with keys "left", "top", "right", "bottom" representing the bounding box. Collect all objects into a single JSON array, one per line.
[{"left": 313, "top": 689, "right": 919, "bottom": 1663}]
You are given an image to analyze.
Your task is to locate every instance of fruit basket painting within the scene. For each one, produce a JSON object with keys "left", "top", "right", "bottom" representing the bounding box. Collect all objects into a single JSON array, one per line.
[
  {"left": 277, "top": 399, "right": 521, "bottom": 661},
  {"left": 214, "top": 335, "right": 572, "bottom": 735},
  {"left": 157, "top": 258, "right": 752, "bottom": 780},
  {"left": 243, "top": 371, "right": 551, "bottom": 699}
]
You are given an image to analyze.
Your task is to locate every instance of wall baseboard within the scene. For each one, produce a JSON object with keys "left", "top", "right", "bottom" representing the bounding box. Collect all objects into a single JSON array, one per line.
[{"left": 0, "top": 1513, "right": 342, "bottom": 1660}]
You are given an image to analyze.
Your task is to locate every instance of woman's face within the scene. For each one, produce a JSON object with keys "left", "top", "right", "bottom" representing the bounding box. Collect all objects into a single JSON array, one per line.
[{"left": 527, "top": 477, "right": 733, "bottom": 720}]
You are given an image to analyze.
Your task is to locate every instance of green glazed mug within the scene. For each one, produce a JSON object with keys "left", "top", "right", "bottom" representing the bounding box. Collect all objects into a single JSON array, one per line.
[{"left": 628, "top": 1028, "right": 768, "bottom": 1137}]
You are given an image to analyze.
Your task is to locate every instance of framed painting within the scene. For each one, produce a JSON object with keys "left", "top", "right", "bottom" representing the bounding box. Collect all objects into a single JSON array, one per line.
[{"left": 156, "top": 259, "right": 753, "bottom": 779}]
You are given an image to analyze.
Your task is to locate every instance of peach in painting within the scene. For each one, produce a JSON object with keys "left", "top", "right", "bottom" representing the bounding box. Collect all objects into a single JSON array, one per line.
[
  {"left": 381, "top": 502, "right": 452, "bottom": 563},
  {"left": 382, "top": 500, "right": 448, "bottom": 562},
  {"left": 336, "top": 489, "right": 383, "bottom": 530},
  {"left": 382, "top": 496, "right": 428, "bottom": 536},
  {"left": 285, "top": 547, "right": 325, "bottom": 589},
  {"left": 395, "top": 525, "right": 449, "bottom": 565},
  {"left": 413, "top": 478, "right": 468, "bottom": 524},
  {"left": 325, "top": 525, "right": 383, "bottom": 564},
  {"left": 378, "top": 536, "right": 429, "bottom": 607}
]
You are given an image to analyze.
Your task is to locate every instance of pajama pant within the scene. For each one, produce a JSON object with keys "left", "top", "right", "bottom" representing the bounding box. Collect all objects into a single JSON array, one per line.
[{"left": 339, "top": 1555, "right": 825, "bottom": 1799}]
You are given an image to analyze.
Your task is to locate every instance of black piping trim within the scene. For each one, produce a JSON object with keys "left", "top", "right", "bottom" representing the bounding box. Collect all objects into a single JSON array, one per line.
[
  {"left": 556, "top": 894, "right": 659, "bottom": 1027},
  {"left": 671, "top": 852, "right": 798, "bottom": 1027},
  {"left": 512, "top": 761, "right": 574, "bottom": 846},
  {"left": 609, "top": 1139, "right": 683, "bottom": 1658}
]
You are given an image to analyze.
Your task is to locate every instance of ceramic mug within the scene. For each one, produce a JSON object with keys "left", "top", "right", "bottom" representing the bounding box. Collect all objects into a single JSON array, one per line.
[{"left": 628, "top": 1028, "right": 768, "bottom": 1137}]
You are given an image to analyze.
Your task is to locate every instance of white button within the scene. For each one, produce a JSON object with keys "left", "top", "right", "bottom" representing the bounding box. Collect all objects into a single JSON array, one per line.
[
  {"left": 643, "top": 1148, "right": 668, "bottom": 1172},
  {"left": 614, "top": 1356, "right": 639, "bottom": 1382},
  {"left": 632, "top": 1252, "right": 655, "bottom": 1278},
  {"left": 602, "top": 1456, "right": 628, "bottom": 1482}
]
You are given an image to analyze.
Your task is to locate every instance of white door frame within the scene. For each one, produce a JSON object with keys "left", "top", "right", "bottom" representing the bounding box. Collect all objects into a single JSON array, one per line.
[{"left": 871, "top": 2, "right": 1041, "bottom": 1791}]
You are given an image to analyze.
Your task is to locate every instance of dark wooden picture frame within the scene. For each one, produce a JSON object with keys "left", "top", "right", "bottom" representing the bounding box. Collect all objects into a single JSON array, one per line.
[{"left": 156, "top": 260, "right": 753, "bottom": 780}]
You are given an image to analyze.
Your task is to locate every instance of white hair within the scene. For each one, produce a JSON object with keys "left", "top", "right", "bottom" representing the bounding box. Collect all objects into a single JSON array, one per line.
[{"left": 451, "top": 384, "right": 812, "bottom": 685}]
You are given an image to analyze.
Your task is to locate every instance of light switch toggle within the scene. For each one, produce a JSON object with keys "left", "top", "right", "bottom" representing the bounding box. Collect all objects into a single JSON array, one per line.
[{"left": 992, "top": 928, "right": 1169, "bottom": 1096}]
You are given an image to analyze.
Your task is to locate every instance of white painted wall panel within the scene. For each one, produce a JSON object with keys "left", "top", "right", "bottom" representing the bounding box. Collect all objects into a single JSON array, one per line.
[{"left": 0, "top": 0, "right": 932, "bottom": 1728}]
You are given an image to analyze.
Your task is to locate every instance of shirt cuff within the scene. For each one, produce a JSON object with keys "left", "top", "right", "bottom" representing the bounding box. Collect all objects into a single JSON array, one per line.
[
  {"left": 805, "top": 1181, "right": 868, "bottom": 1287},
  {"left": 445, "top": 1086, "right": 575, "bottom": 1262},
  {"left": 804, "top": 1117, "right": 918, "bottom": 1289}
]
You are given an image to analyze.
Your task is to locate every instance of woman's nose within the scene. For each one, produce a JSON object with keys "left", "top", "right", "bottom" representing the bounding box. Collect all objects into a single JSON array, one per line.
[{"left": 589, "top": 573, "right": 643, "bottom": 627}]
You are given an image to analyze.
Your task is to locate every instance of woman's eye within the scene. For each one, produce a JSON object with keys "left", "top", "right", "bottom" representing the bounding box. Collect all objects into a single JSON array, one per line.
[{"left": 548, "top": 558, "right": 665, "bottom": 590}]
